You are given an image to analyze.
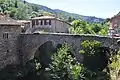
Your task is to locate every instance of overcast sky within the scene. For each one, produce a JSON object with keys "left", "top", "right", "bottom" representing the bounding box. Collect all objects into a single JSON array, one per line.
[{"left": 26, "top": 0, "right": 120, "bottom": 18}]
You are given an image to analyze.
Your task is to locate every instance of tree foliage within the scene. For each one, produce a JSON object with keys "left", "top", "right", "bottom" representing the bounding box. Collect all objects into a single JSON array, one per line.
[
  {"left": 0, "top": 0, "right": 30, "bottom": 19},
  {"left": 69, "top": 20, "right": 108, "bottom": 36},
  {"left": 80, "top": 40, "right": 101, "bottom": 55},
  {"left": 48, "top": 44, "right": 85, "bottom": 80},
  {"left": 107, "top": 50, "right": 120, "bottom": 80},
  {"left": 67, "top": 16, "right": 75, "bottom": 22},
  {"left": 0, "top": 0, "right": 56, "bottom": 20}
]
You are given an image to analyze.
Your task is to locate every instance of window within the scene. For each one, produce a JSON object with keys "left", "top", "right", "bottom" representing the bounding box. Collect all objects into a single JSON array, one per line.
[
  {"left": 3, "top": 33, "right": 8, "bottom": 39},
  {"left": 44, "top": 20, "right": 47, "bottom": 25},
  {"left": 46, "top": 20, "right": 49, "bottom": 25},
  {"left": 44, "top": 20, "right": 51, "bottom": 25},
  {"left": 41, "top": 20, "right": 43, "bottom": 25},
  {"left": 32, "top": 20, "right": 35, "bottom": 27},
  {"left": 36, "top": 20, "right": 39, "bottom": 25},
  {"left": 39, "top": 20, "right": 43, "bottom": 25}
]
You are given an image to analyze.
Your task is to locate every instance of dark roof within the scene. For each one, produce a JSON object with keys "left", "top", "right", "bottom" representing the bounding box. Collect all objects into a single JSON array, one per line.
[{"left": 0, "top": 13, "right": 21, "bottom": 25}]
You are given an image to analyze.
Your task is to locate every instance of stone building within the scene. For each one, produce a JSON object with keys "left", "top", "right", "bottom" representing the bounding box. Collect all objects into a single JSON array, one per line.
[
  {"left": 0, "top": 13, "right": 21, "bottom": 69},
  {"left": 108, "top": 14, "right": 120, "bottom": 37},
  {"left": 17, "top": 20, "right": 31, "bottom": 33},
  {"left": 26, "top": 16, "right": 71, "bottom": 33}
]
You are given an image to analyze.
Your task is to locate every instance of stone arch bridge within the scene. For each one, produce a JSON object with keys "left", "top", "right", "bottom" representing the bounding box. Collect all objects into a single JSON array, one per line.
[{"left": 19, "top": 33, "right": 119, "bottom": 64}]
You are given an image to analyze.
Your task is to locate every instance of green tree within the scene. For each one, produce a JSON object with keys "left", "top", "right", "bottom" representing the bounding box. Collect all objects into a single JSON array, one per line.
[
  {"left": 69, "top": 20, "right": 96, "bottom": 34},
  {"left": 91, "top": 24, "right": 102, "bottom": 33},
  {"left": 14, "top": 1, "right": 29, "bottom": 19},
  {"left": 107, "top": 50, "right": 120, "bottom": 80},
  {"left": 69, "top": 20, "right": 108, "bottom": 36},
  {"left": 49, "top": 44, "right": 85, "bottom": 80},
  {"left": 68, "top": 16, "right": 75, "bottom": 22},
  {"left": 98, "top": 29, "right": 107, "bottom": 36}
]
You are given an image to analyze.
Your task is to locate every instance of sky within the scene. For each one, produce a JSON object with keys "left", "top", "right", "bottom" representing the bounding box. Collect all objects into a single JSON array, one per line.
[{"left": 26, "top": 0, "right": 120, "bottom": 18}]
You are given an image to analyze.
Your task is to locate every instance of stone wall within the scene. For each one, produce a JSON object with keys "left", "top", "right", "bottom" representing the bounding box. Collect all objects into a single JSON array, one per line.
[
  {"left": 0, "top": 25, "right": 21, "bottom": 70},
  {"left": 19, "top": 33, "right": 119, "bottom": 65},
  {"left": 55, "top": 20, "right": 69, "bottom": 33},
  {"left": 25, "top": 19, "right": 70, "bottom": 34}
]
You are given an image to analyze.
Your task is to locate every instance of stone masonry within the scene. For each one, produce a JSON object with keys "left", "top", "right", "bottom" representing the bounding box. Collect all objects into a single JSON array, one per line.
[{"left": 19, "top": 33, "right": 119, "bottom": 65}]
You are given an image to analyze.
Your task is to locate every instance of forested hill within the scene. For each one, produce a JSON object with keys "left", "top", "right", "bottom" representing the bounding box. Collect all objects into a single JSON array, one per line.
[
  {"left": 0, "top": 0, "right": 105, "bottom": 23},
  {"left": 27, "top": 2, "right": 105, "bottom": 23},
  {"left": 53, "top": 9, "right": 105, "bottom": 23}
]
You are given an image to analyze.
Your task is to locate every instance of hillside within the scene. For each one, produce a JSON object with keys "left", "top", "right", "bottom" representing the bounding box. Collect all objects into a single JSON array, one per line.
[
  {"left": 53, "top": 9, "right": 105, "bottom": 23},
  {"left": 28, "top": 2, "right": 105, "bottom": 23},
  {"left": 0, "top": 0, "right": 105, "bottom": 23}
]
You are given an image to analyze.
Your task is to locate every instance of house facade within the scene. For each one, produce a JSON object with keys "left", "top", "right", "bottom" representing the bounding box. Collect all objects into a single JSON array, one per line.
[
  {"left": 108, "top": 15, "right": 120, "bottom": 37},
  {"left": 0, "top": 13, "right": 21, "bottom": 69},
  {"left": 26, "top": 16, "right": 70, "bottom": 33}
]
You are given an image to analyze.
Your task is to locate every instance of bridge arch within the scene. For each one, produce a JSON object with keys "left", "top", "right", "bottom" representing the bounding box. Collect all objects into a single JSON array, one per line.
[
  {"left": 34, "top": 41, "right": 55, "bottom": 68},
  {"left": 20, "top": 34, "right": 119, "bottom": 65}
]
